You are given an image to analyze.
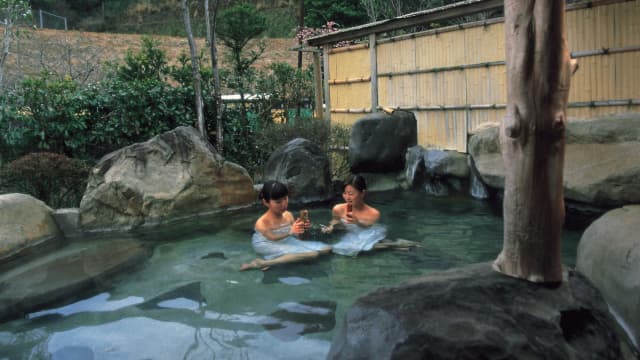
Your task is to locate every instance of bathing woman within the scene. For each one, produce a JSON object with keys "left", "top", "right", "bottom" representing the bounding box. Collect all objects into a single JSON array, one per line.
[
  {"left": 240, "top": 181, "right": 331, "bottom": 271},
  {"left": 322, "top": 175, "right": 418, "bottom": 255}
]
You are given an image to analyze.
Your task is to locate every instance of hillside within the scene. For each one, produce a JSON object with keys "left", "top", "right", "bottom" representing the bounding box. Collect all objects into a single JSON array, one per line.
[
  {"left": 3, "top": 27, "right": 312, "bottom": 89},
  {"left": 32, "top": 0, "right": 301, "bottom": 38}
]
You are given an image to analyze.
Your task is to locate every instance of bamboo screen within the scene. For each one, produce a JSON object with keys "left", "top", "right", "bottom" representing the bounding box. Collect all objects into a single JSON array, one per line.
[
  {"left": 328, "top": 45, "right": 371, "bottom": 126},
  {"left": 325, "top": 0, "right": 639, "bottom": 152}
]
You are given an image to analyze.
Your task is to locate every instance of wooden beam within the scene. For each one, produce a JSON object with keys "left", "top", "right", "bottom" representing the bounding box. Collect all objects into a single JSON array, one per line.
[{"left": 306, "top": 0, "right": 502, "bottom": 46}]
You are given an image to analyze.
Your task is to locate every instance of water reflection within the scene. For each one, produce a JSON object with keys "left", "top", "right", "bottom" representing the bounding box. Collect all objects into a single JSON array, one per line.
[
  {"left": 277, "top": 277, "right": 311, "bottom": 285},
  {"left": 0, "top": 191, "right": 584, "bottom": 358},
  {"left": 138, "top": 282, "right": 206, "bottom": 311},
  {"left": 261, "top": 301, "right": 337, "bottom": 341},
  {"left": 28, "top": 293, "right": 144, "bottom": 319},
  {"left": 261, "top": 262, "right": 329, "bottom": 284},
  {"left": 46, "top": 316, "right": 330, "bottom": 359}
]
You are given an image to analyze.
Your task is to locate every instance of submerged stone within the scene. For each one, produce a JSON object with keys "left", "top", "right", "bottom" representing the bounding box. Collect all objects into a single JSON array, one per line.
[
  {"left": 261, "top": 300, "right": 337, "bottom": 341},
  {"left": 0, "top": 238, "right": 149, "bottom": 321},
  {"left": 138, "top": 281, "right": 206, "bottom": 311}
]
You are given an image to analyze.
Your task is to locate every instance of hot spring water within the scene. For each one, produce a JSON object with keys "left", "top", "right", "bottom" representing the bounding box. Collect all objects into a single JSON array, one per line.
[{"left": 0, "top": 191, "right": 583, "bottom": 359}]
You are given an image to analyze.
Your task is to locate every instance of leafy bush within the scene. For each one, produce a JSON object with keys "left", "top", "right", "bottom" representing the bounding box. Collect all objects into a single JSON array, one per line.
[
  {"left": 222, "top": 110, "right": 351, "bottom": 182},
  {"left": 0, "top": 38, "right": 200, "bottom": 162},
  {"left": 6, "top": 72, "right": 90, "bottom": 157},
  {"left": 0, "top": 152, "right": 90, "bottom": 208}
]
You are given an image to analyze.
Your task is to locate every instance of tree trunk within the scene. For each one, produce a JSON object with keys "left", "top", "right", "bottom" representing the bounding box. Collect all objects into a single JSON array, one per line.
[
  {"left": 493, "top": 0, "right": 578, "bottom": 283},
  {"left": 205, "top": 0, "right": 224, "bottom": 154},
  {"left": 181, "top": 0, "right": 205, "bottom": 138},
  {"left": 1, "top": 20, "right": 15, "bottom": 90},
  {"left": 295, "top": 0, "right": 304, "bottom": 120}
]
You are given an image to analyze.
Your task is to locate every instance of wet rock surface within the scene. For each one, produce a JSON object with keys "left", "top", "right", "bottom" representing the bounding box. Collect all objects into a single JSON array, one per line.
[
  {"left": 468, "top": 115, "right": 640, "bottom": 208},
  {"left": 263, "top": 138, "right": 333, "bottom": 204},
  {"left": 349, "top": 111, "right": 417, "bottom": 174},
  {"left": 0, "top": 193, "right": 63, "bottom": 270},
  {"left": 0, "top": 237, "right": 150, "bottom": 321},
  {"left": 329, "top": 262, "right": 622, "bottom": 360},
  {"left": 79, "top": 126, "right": 255, "bottom": 231},
  {"left": 577, "top": 205, "right": 640, "bottom": 349}
]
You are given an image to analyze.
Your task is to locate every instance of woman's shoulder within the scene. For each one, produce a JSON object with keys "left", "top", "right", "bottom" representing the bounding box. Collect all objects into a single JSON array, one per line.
[
  {"left": 366, "top": 204, "right": 380, "bottom": 216},
  {"left": 333, "top": 203, "right": 347, "bottom": 212},
  {"left": 361, "top": 204, "right": 380, "bottom": 223}
]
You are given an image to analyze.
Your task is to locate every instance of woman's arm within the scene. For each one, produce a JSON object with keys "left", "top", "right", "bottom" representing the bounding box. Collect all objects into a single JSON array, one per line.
[
  {"left": 256, "top": 214, "right": 304, "bottom": 241},
  {"left": 345, "top": 205, "right": 380, "bottom": 227},
  {"left": 321, "top": 205, "right": 343, "bottom": 233}
]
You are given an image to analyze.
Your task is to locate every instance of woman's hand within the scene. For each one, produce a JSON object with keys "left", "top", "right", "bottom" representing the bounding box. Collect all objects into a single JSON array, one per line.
[
  {"left": 290, "top": 218, "right": 306, "bottom": 235},
  {"left": 320, "top": 224, "right": 333, "bottom": 234},
  {"left": 344, "top": 210, "right": 359, "bottom": 225}
]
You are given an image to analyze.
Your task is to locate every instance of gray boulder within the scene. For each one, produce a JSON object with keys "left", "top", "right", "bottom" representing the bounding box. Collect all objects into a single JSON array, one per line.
[
  {"left": 79, "top": 126, "right": 255, "bottom": 231},
  {"left": 349, "top": 111, "right": 417, "bottom": 173},
  {"left": 404, "top": 146, "right": 426, "bottom": 188},
  {"left": 467, "top": 125, "right": 503, "bottom": 189},
  {"left": 329, "top": 262, "right": 622, "bottom": 360},
  {"left": 0, "top": 193, "right": 62, "bottom": 269},
  {"left": 424, "top": 149, "right": 469, "bottom": 179},
  {"left": 263, "top": 138, "right": 332, "bottom": 204},
  {"left": 468, "top": 115, "right": 640, "bottom": 207},
  {"left": 0, "top": 237, "right": 149, "bottom": 321},
  {"left": 577, "top": 205, "right": 640, "bottom": 348},
  {"left": 402, "top": 146, "right": 470, "bottom": 195}
]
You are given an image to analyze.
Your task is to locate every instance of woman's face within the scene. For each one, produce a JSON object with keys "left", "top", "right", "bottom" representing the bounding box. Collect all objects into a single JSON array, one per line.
[
  {"left": 265, "top": 196, "right": 289, "bottom": 214},
  {"left": 342, "top": 185, "right": 364, "bottom": 205}
]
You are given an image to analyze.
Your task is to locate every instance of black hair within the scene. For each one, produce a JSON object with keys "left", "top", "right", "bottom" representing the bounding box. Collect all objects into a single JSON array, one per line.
[
  {"left": 344, "top": 174, "right": 367, "bottom": 192},
  {"left": 260, "top": 180, "right": 289, "bottom": 201}
]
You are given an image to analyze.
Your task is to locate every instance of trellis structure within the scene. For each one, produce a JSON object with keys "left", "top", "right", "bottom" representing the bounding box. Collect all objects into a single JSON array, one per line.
[{"left": 306, "top": 0, "right": 640, "bottom": 152}]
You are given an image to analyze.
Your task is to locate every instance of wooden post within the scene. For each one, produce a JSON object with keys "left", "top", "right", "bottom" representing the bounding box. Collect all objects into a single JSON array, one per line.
[
  {"left": 323, "top": 44, "right": 331, "bottom": 123},
  {"left": 369, "top": 33, "right": 378, "bottom": 113},
  {"left": 493, "top": 0, "right": 578, "bottom": 283},
  {"left": 313, "top": 52, "right": 324, "bottom": 120}
]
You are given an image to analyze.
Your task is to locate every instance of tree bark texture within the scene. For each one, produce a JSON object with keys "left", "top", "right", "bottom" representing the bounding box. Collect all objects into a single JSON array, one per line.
[
  {"left": 493, "top": 0, "right": 577, "bottom": 283},
  {"left": 205, "top": 0, "right": 224, "bottom": 154},
  {"left": 181, "top": 0, "right": 205, "bottom": 138}
]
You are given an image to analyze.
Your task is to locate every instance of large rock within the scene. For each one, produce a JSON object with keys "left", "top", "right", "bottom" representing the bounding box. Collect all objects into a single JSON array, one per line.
[
  {"left": 329, "top": 262, "right": 622, "bottom": 360},
  {"left": 263, "top": 138, "right": 332, "bottom": 204},
  {"left": 577, "top": 205, "right": 640, "bottom": 348},
  {"left": 0, "top": 193, "right": 62, "bottom": 269},
  {"left": 79, "top": 126, "right": 255, "bottom": 231},
  {"left": 424, "top": 149, "right": 469, "bottom": 179},
  {"left": 349, "top": 111, "right": 417, "bottom": 173},
  {"left": 0, "top": 237, "right": 149, "bottom": 321},
  {"left": 468, "top": 115, "right": 640, "bottom": 207},
  {"left": 402, "top": 146, "right": 470, "bottom": 195}
]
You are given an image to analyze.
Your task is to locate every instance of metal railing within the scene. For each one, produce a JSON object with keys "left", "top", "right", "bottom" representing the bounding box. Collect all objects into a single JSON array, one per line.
[{"left": 38, "top": 10, "right": 67, "bottom": 31}]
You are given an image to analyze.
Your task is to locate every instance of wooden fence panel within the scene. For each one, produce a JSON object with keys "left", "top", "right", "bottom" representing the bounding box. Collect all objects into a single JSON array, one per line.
[
  {"left": 415, "top": 31, "right": 465, "bottom": 69},
  {"left": 328, "top": 45, "right": 371, "bottom": 126},
  {"left": 463, "top": 22, "right": 504, "bottom": 63},
  {"left": 417, "top": 110, "right": 467, "bottom": 151},
  {"left": 325, "top": 1, "right": 639, "bottom": 152}
]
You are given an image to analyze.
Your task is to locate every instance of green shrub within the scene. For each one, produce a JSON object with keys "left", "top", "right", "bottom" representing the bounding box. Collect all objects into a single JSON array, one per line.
[
  {"left": 0, "top": 152, "right": 91, "bottom": 208},
  {"left": 222, "top": 110, "right": 351, "bottom": 182}
]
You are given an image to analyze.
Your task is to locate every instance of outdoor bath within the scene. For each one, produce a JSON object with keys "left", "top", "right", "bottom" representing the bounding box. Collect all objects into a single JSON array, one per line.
[{"left": 0, "top": 190, "right": 584, "bottom": 359}]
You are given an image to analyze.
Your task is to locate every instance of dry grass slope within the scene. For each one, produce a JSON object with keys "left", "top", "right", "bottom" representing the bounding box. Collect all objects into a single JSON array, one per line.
[{"left": 2, "top": 27, "right": 312, "bottom": 87}]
